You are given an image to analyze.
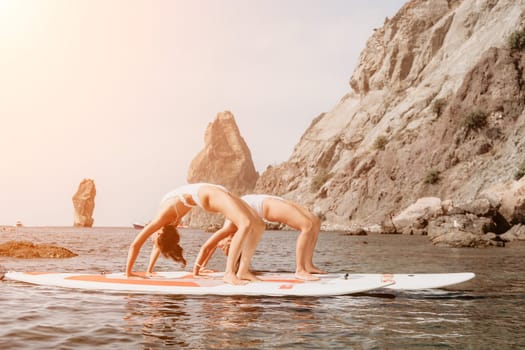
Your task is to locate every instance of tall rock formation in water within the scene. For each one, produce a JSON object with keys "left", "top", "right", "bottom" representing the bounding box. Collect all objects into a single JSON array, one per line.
[
  {"left": 72, "top": 179, "right": 96, "bottom": 227},
  {"left": 188, "top": 111, "right": 258, "bottom": 194},
  {"left": 185, "top": 111, "right": 259, "bottom": 227},
  {"left": 255, "top": 0, "right": 525, "bottom": 230}
]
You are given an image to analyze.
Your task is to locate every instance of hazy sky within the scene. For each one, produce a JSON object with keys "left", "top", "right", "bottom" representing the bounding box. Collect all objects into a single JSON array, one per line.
[{"left": 0, "top": 0, "right": 405, "bottom": 226}]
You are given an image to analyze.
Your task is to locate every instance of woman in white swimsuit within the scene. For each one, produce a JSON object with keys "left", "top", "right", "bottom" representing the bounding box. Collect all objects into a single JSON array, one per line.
[
  {"left": 125, "top": 183, "right": 265, "bottom": 285},
  {"left": 176, "top": 194, "right": 324, "bottom": 281}
]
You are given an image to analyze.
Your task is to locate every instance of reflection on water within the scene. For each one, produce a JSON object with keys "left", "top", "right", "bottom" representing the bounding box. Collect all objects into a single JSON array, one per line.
[
  {"left": 0, "top": 227, "right": 524, "bottom": 349},
  {"left": 124, "top": 296, "right": 191, "bottom": 348},
  {"left": 122, "top": 295, "right": 324, "bottom": 349}
]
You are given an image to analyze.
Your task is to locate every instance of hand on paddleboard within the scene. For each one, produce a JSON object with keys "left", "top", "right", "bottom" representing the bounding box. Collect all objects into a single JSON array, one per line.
[
  {"left": 193, "top": 274, "right": 213, "bottom": 279},
  {"left": 193, "top": 264, "right": 216, "bottom": 278},
  {"left": 199, "top": 268, "right": 217, "bottom": 274}
]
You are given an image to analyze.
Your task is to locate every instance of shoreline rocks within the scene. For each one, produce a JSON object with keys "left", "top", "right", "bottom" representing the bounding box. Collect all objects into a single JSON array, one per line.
[
  {"left": 379, "top": 183, "right": 525, "bottom": 247},
  {"left": 500, "top": 224, "right": 525, "bottom": 242},
  {"left": 0, "top": 241, "right": 77, "bottom": 259}
]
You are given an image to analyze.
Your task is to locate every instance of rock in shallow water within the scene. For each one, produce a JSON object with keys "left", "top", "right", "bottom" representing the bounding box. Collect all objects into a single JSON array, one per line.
[{"left": 0, "top": 241, "right": 77, "bottom": 258}]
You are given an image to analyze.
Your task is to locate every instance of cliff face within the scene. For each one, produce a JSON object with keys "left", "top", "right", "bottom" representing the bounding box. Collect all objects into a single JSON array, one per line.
[
  {"left": 255, "top": 0, "right": 525, "bottom": 229},
  {"left": 72, "top": 179, "right": 96, "bottom": 227},
  {"left": 185, "top": 111, "right": 259, "bottom": 227}
]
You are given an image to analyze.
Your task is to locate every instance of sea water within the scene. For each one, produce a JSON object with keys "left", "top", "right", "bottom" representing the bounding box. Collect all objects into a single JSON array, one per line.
[{"left": 1, "top": 227, "right": 524, "bottom": 349}]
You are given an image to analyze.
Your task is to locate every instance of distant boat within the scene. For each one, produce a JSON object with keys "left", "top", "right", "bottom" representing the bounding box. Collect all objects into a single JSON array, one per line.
[{"left": 132, "top": 222, "right": 185, "bottom": 230}]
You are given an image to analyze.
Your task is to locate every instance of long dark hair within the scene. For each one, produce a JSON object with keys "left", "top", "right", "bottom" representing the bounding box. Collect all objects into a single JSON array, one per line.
[{"left": 156, "top": 225, "right": 186, "bottom": 267}]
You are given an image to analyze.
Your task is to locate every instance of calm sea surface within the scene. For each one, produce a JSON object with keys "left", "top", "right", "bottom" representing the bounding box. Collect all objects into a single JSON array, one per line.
[{"left": 1, "top": 227, "right": 524, "bottom": 349}]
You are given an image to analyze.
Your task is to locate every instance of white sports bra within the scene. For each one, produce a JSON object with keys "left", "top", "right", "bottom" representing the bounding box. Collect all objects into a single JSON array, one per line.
[
  {"left": 162, "top": 183, "right": 228, "bottom": 209},
  {"left": 241, "top": 194, "right": 284, "bottom": 217}
]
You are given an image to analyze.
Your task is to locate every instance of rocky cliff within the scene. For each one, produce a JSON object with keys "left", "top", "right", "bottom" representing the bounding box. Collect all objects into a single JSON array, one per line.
[
  {"left": 185, "top": 111, "right": 259, "bottom": 228},
  {"left": 255, "top": 0, "right": 525, "bottom": 233},
  {"left": 72, "top": 179, "right": 96, "bottom": 227}
]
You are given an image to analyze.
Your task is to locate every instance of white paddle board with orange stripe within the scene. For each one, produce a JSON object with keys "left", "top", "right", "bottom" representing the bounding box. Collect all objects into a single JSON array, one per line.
[
  {"left": 364, "top": 272, "right": 475, "bottom": 290},
  {"left": 185, "top": 272, "right": 475, "bottom": 290},
  {"left": 4, "top": 271, "right": 395, "bottom": 296},
  {"left": 249, "top": 272, "right": 475, "bottom": 290}
]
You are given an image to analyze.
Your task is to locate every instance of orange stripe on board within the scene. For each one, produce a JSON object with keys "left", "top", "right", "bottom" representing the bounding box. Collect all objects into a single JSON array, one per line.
[
  {"left": 260, "top": 278, "right": 304, "bottom": 284},
  {"left": 279, "top": 284, "right": 294, "bottom": 289},
  {"left": 65, "top": 275, "right": 200, "bottom": 287},
  {"left": 146, "top": 272, "right": 194, "bottom": 279},
  {"left": 382, "top": 274, "right": 394, "bottom": 283}
]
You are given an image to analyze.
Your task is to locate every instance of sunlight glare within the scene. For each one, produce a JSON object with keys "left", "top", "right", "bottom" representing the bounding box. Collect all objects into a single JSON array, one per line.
[{"left": 0, "top": 0, "right": 42, "bottom": 45}]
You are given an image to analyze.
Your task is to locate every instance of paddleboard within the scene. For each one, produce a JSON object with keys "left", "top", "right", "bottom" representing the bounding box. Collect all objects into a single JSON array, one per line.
[
  {"left": 247, "top": 272, "right": 475, "bottom": 290},
  {"left": 356, "top": 272, "right": 475, "bottom": 290},
  {"left": 4, "top": 271, "right": 394, "bottom": 297},
  {"left": 162, "top": 271, "right": 475, "bottom": 290}
]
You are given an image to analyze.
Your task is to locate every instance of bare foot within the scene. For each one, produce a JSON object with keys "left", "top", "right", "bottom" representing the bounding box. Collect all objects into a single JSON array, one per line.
[
  {"left": 306, "top": 266, "right": 327, "bottom": 274},
  {"left": 237, "top": 271, "right": 261, "bottom": 282},
  {"left": 295, "top": 271, "right": 320, "bottom": 281},
  {"left": 223, "top": 272, "right": 248, "bottom": 285},
  {"left": 126, "top": 272, "right": 148, "bottom": 279}
]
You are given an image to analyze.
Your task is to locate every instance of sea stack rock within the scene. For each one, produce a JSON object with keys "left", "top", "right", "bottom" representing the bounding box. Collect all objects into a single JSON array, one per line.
[
  {"left": 186, "top": 111, "right": 259, "bottom": 228},
  {"left": 72, "top": 179, "right": 96, "bottom": 227},
  {"left": 188, "top": 111, "right": 258, "bottom": 193}
]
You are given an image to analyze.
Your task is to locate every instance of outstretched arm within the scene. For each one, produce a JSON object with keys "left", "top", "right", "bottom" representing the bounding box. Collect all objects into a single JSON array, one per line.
[
  {"left": 146, "top": 238, "right": 161, "bottom": 276},
  {"left": 126, "top": 208, "right": 173, "bottom": 277},
  {"left": 193, "top": 220, "right": 237, "bottom": 276}
]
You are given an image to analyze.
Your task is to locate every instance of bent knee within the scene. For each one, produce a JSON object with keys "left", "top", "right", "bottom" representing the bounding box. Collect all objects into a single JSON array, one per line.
[
  {"left": 235, "top": 216, "right": 264, "bottom": 233},
  {"left": 301, "top": 214, "right": 320, "bottom": 233},
  {"left": 311, "top": 215, "right": 321, "bottom": 231}
]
